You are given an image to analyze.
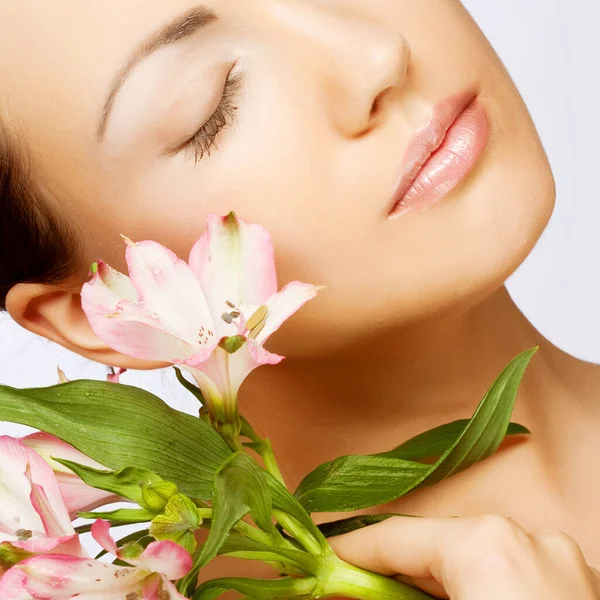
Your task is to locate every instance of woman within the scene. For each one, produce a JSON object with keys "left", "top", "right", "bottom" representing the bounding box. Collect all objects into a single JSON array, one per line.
[{"left": 1, "top": 1, "right": 599, "bottom": 597}]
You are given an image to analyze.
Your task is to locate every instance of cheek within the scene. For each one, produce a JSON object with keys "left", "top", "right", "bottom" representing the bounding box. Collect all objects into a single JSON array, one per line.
[
  {"left": 88, "top": 103, "right": 554, "bottom": 362},
  {"left": 85, "top": 2, "right": 554, "bottom": 361},
  {"left": 259, "top": 118, "right": 555, "bottom": 360}
]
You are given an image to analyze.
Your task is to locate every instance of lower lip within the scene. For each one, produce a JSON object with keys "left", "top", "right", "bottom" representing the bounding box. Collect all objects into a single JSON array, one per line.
[{"left": 389, "top": 99, "right": 490, "bottom": 219}]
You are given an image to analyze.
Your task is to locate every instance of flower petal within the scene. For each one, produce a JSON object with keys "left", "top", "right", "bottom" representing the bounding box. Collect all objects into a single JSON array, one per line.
[
  {"left": 0, "top": 437, "right": 72, "bottom": 543},
  {"left": 22, "top": 433, "right": 120, "bottom": 518},
  {"left": 7, "top": 554, "right": 148, "bottom": 597},
  {"left": 21, "top": 433, "right": 107, "bottom": 474},
  {"left": 128, "top": 540, "right": 193, "bottom": 580},
  {"left": 124, "top": 240, "right": 215, "bottom": 345},
  {"left": 0, "top": 567, "right": 32, "bottom": 600},
  {"left": 54, "top": 474, "right": 120, "bottom": 518},
  {"left": 91, "top": 520, "right": 192, "bottom": 580},
  {"left": 181, "top": 363, "right": 225, "bottom": 415},
  {"left": 189, "top": 213, "right": 278, "bottom": 336},
  {"left": 184, "top": 344, "right": 284, "bottom": 423},
  {"left": 106, "top": 367, "right": 127, "bottom": 383},
  {"left": 27, "top": 474, "right": 71, "bottom": 540},
  {"left": 13, "top": 533, "right": 84, "bottom": 557},
  {"left": 142, "top": 573, "right": 189, "bottom": 600},
  {"left": 226, "top": 343, "right": 283, "bottom": 396},
  {"left": 82, "top": 267, "right": 206, "bottom": 363},
  {"left": 248, "top": 342, "right": 285, "bottom": 366},
  {"left": 94, "top": 261, "right": 137, "bottom": 302},
  {"left": 0, "top": 556, "right": 188, "bottom": 600},
  {"left": 246, "top": 281, "right": 323, "bottom": 345},
  {"left": 90, "top": 520, "right": 118, "bottom": 556}
]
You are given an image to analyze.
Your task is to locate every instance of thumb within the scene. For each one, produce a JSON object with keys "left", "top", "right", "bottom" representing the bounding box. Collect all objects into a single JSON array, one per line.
[
  {"left": 327, "top": 514, "right": 532, "bottom": 600},
  {"left": 328, "top": 515, "right": 456, "bottom": 581}
]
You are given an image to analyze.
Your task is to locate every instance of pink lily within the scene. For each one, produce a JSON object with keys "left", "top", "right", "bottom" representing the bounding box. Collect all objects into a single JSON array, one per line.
[
  {"left": 0, "top": 520, "right": 192, "bottom": 599},
  {"left": 21, "top": 432, "right": 121, "bottom": 518},
  {"left": 0, "top": 436, "right": 83, "bottom": 557},
  {"left": 107, "top": 367, "right": 127, "bottom": 383},
  {"left": 81, "top": 212, "right": 324, "bottom": 432}
]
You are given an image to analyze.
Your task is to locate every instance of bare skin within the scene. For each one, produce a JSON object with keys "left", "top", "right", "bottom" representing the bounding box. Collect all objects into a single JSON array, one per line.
[
  {"left": 192, "top": 285, "right": 600, "bottom": 597},
  {"left": 0, "top": 1, "right": 597, "bottom": 598}
]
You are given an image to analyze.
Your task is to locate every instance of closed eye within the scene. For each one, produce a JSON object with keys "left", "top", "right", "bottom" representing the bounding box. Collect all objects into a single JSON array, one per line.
[{"left": 184, "top": 69, "right": 244, "bottom": 164}]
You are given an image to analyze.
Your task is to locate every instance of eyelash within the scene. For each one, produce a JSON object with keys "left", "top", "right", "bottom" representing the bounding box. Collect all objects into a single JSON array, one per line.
[{"left": 186, "top": 70, "right": 243, "bottom": 164}]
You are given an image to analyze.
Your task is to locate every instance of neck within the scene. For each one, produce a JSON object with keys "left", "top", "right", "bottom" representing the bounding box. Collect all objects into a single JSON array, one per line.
[{"left": 238, "top": 285, "right": 593, "bottom": 491}]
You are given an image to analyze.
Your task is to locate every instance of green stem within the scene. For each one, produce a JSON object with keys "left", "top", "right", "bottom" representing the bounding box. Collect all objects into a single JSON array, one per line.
[
  {"left": 197, "top": 508, "right": 213, "bottom": 520},
  {"left": 316, "top": 556, "right": 436, "bottom": 600},
  {"left": 234, "top": 518, "right": 279, "bottom": 547},
  {"left": 239, "top": 421, "right": 325, "bottom": 556},
  {"left": 261, "top": 441, "right": 322, "bottom": 554},
  {"left": 196, "top": 505, "right": 298, "bottom": 555},
  {"left": 261, "top": 438, "right": 285, "bottom": 483},
  {"left": 272, "top": 509, "right": 323, "bottom": 555}
]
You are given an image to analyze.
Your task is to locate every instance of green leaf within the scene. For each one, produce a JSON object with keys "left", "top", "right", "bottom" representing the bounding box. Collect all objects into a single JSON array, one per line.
[
  {"left": 376, "top": 420, "right": 530, "bottom": 462},
  {"left": 0, "top": 380, "right": 232, "bottom": 499},
  {"left": 263, "top": 472, "right": 331, "bottom": 554},
  {"left": 411, "top": 347, "right": 537, "bottom": 490},
  {"left": 55, "top": 460, "right": 162, "bottom": 506},
  {"left": 294, "top": 455, "right": 430, "bottom": 513},
  {"left": 180, "top": 452, "right": 274, "bottom": 595},
  {"left": 192, "top": 576, "right": 317, "bottom": 600},
  {"left": 78, "top": 508, "right": 154, "bottom": 524},
  {"left": 317, "top": 513, "right": 422, "bottom": 538},
  {"left": 294, "top": 348, "right": 537, "bottom": 512}
]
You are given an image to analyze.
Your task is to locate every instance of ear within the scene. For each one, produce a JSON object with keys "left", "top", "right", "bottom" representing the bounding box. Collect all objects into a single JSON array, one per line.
[{"left": 5, "top": 281, "right": 170, "bottom": 371}]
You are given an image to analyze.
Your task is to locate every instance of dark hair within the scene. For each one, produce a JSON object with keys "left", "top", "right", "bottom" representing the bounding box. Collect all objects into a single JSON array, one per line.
[{"left": 0, "top": 122, "right": 82, "bottom": 311}]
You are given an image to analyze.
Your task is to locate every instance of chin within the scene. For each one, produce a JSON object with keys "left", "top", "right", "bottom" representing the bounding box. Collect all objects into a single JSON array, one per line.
[
  {"left": 266, "top": 137, "right": 557, "bottom": 361},
  {"left": 267, "top": 186, "right": 556, "bottom": 361}
]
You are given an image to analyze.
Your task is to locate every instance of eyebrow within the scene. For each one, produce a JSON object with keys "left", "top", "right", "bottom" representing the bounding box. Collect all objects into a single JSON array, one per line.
[{"left": 96, "top": 5, "right": 218, "bottom": 140}]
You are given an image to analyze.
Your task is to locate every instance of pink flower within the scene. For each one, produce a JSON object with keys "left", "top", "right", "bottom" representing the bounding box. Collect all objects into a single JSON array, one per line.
[
  {"left": 81, "top": 212, "right": 324, "bottom": 429},
  {"left": 21, "top": 433, "right": 121, "bottom": 518},
  {"left": 107, "top": 367, "right": 127, "bottom": 383},
  {"left": 0, "top": 437, "right": 192, "bottom": 599},
  {"left": 0, "top": 436, "right": 83, "bottom": 557},
  {"left": 0, "top": 521, "right": 191, "bottom": 600}
]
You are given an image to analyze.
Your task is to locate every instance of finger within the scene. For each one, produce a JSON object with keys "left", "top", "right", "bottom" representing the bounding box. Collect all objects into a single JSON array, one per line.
[
  {"left": 328, "top": 517, "right": 455, "bottom": 579},
  {"left": 327, "top": 514, "right": 532, "bottom": 599},
  {"left": 588, "top": 566, "right": 600, "bottom": 595},
  {"left": 327, "top": 515, "right": 473, "bottom": 580},
  {"left": 395, "top": 573, "right": 449, "bottom": 599}
]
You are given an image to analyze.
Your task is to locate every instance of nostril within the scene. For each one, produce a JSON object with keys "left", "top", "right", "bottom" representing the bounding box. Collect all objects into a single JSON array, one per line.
[{"left": 370, "top": 86, "right": 392, "bottom": 117}]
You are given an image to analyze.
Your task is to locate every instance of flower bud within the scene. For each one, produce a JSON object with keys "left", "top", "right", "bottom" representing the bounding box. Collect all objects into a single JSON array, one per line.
[{"left": 140, "top": 481, "right": 179, "bottom": 513}]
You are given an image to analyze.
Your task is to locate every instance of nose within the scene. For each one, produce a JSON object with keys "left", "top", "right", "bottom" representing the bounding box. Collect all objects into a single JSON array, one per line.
[{"left": 270, "top": 1, "right": 411, "bottom": 137}]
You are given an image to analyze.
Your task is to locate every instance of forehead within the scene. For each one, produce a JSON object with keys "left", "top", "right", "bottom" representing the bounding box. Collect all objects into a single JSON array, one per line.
[
  {"left": 0, "top": 2, "right": 223, "bottom": 186},
  {"left": 0, "top": 1, "right": 217, "bottom": 143}
]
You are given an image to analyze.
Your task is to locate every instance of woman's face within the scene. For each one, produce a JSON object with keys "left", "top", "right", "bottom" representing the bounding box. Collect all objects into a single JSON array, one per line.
[{"left": 0, "top": 0, "right": 555, "bottom": 359}]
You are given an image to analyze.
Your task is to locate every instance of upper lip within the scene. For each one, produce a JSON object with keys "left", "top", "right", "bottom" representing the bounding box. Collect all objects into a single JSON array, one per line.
[{"left": 388, "top": 89, "right": 478, "bottom": 215}]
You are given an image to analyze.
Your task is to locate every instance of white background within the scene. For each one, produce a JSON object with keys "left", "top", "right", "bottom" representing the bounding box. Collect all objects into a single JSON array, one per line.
[{"left": 0, "top": 0, "right": 598, "bottom": 508}]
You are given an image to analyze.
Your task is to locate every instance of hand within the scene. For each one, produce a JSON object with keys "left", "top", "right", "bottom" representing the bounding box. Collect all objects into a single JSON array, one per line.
[{"left": 327, "top": 514, "right": 600, "bottom": 599}]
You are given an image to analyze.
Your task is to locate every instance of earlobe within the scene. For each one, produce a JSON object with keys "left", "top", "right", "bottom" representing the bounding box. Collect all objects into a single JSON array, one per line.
[{"left": 5, "top": 282, "right": 169, "bottom": 371}]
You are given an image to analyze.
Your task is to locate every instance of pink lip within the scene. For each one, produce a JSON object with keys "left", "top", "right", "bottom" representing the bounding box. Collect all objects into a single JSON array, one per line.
[{"left": 388, "top": 90, "right": 489, "bottom": 218}]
